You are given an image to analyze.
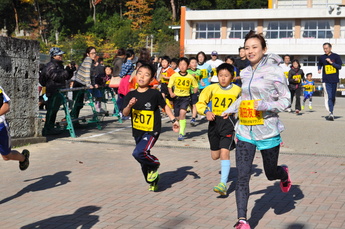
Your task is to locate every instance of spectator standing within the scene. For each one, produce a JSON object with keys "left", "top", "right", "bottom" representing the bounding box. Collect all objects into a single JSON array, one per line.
[
  {"left": 206, "top": 51, "right": 223, "bottom": 83},
  {"left": 42, "top": 47, "right": 73, "bottom": 135},
  {"left": 288, "top": 59, "right": 305, "bottom": 114}
]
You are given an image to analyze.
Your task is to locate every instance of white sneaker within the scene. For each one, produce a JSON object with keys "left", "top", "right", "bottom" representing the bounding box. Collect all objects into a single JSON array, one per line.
[{"left": 328, "top": 113, "right": 334, "bottom": 121}]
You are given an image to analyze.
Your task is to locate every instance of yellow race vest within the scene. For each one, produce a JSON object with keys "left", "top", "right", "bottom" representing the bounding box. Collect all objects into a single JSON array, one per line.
[{"left": 239, "top": 100, "right": 264, "bottom": 125}]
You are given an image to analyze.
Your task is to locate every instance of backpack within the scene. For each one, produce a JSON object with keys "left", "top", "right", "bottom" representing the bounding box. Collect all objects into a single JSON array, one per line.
[{"left": 39, "top": 66, "right": 47, "bottom": 86}]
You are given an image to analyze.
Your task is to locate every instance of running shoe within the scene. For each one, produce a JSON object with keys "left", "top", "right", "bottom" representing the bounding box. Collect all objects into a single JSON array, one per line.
[
  {"left": 234, "top": 220, "right": 251, "bottom": 229},
  {"left": 309, "top": 105, "right": 312, "bottom": 110},
  {"left": 213, "top": 182, "right": 227, "bottom": 196},
  {"left": 190, "top": 118, "right": 196, "bottom": 127},
  {"left": 178, "top": 134, "right": 184, "bottom": 141},
  {"left": 149, "top": 174, "right": 160, "bottom": 192},
  {"left": 328, "top": 113, "right": 334, "bottom": 121},
  {"left": 280, "top": 165, "right": 292, "bottom": 193},
  {"left": 301, "top": 105, "right": 304, "bottom": 110},
  {"left": 19, "top": 149, "right": 30, "bottom": 171},
  {"left": 147, "top": 169, "right": 159, "bottom": 183}
]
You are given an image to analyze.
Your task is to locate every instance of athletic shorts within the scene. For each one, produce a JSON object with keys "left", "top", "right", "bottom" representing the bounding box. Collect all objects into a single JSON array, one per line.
[
  {"left": 208, "top": 116, "right": 236, "bottom": 151},
  {"left": 0, "top": 122, "right": 11, "bottom": 155},
  {"left": 190, "top": 92, "right": 199, "bottom": 105},
  {"left": 173, "top": 96, "right": 190, "bottom": 117},
  {"left": 160, "top": 83, "right": 173, "bottom": 100}
]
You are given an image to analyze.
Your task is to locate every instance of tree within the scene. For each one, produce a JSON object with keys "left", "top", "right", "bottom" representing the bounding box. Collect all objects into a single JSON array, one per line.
[{"left": 124, "top": 0, "right": 154, "bottom": 30}]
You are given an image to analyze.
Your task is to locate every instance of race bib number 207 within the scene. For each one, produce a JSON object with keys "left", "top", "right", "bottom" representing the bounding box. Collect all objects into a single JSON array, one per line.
[{"left": 132, "top": 109, "right": 154, "bottom": 131}]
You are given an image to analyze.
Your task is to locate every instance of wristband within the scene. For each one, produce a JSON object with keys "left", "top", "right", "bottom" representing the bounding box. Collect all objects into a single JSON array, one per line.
[
  {"left": 204, "top": 109, "right": 210, "bottom": 115},
  {"left": 171, "top": 118, "right": 177, "bottom": 123}
]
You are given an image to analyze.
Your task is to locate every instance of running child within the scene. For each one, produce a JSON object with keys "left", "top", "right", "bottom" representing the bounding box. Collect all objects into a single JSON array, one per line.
[
  {"left": 196, "top": 63, "right": 241, "bottom": 195},
  {"left": 157, "top": 56, "right": 175, "bottom": 107},
  {"left": 187, "top": 57, "right": 202, "bottom": 126},
  {"left": 302, "top": 73, "right": 315, "bottom": 110},
  {"left": 168, "top": 57, "right": 199, "bottom": 141},
  {"left": 0, "top": 86, "right": 30, "bottom": 170},
  {"left": 123, "top": 64, "right": 179, "bottom": 191}
]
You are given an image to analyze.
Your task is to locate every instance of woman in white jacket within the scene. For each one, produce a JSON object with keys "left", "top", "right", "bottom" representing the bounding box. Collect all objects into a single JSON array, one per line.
[{"left": 223, "top": 31, "right": 292, "bottom": 229}]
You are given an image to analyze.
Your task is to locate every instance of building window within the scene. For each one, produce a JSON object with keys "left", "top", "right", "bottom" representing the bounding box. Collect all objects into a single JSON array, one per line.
[
  {"left": 303, "top": 20, "right": 333, "bottom": 38},
  {"left": 266, "top": 21, "right": 293, "bottom": 39},
  {"left": 302, "top": 56, "right": 318, "bottom": 66},
  {"left": 195, "top": 22, "right": 221, "bottom": 39},
  {"left": 228, "top": 22, "right": 255, "bottom": 39}
]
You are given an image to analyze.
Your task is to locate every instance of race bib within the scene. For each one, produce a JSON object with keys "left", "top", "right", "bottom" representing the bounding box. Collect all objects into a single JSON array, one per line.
[
  {"left": 284, "top": 72, "right": 289, "bottom": 78},
  {"left": 212, "top": 68, "right": 217, "bottom": 76},
  {"left": 201, "top": 69, "right": 208, "bottom": 79},
  {"left": 132, "top": 109, "right": 154, "bottom": 131},
  {"left": 304, "top": 85, "right": 314, "bottom": 92},
  {"left": 175, "top": 77, "right": 191, "bottom": 91},
  {"left": 212, "top": 94, "right": 236, "bottom": 116},
  {"left": 325, "top": 65, "right": 336, "bottom": 74},
  {"left": 160, "top": 72, "right": 169, "bottom": 83},
  {"left": 293, "top": 75, "right": 301, "bottom": 83},
  {"left": 239, "top": 100, "right": 264, "bottom": 126}
]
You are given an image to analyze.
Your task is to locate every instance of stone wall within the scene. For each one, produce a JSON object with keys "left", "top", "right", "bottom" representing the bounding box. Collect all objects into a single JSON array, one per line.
[{"left": 0, "top": 36, "right": 43, "bottom": 141}]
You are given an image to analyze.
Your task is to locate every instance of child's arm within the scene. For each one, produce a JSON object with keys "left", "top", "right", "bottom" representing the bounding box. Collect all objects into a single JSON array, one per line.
[
  {"left": 164, "top": 104, "right": 179, "bottom": 129},
  {"left": 123, "top": 97, "right": 137, "bottom": 116},
  {"left": 0, "top": 102, "right": 10, "bottom": 116},
  {"left": 168, "top": 87, "right": 176, "bottom": 98}
]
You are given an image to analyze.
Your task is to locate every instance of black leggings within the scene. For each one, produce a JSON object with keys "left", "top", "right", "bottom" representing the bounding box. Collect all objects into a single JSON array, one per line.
[{"left": 235, "top": 140, "right": 288, "bottom": 219}]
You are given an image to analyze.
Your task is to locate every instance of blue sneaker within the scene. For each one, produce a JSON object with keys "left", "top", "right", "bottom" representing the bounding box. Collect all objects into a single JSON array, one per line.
[{"left": 178, "top": 134, "right": 184, "bottom": 141}]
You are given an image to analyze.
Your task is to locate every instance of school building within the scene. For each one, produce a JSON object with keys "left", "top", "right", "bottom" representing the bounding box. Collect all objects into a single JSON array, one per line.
[{"left": 178, "top": 0, "right": 345, "bottom": 79}]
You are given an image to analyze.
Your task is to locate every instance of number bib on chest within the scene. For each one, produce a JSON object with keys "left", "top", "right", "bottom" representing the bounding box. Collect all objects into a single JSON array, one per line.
[
  {"left": 293, "top": 75, "right": 301, "bottom": 83},
  {"left": 239, "top": 100, "right": 264, "bottom": 125},
  {"left": 325, "top": 65, "right": 336, "bottom": 74},
  {"left": 200, "top": 69, "right": 208, "bottom": 79},
  {"left": 175, "top": 77, "right": 191, "bottom": 91},
  {"left": 132, "top": 109, "right": 154, "bottom": 131},
  {"left": 160, "top": 72, "right": 169, "bottom": 83},
  {"left": 212, "top": 94, "right": 236, "bottom": 116},
  {"left": 304, "top": 85, "right": 314, "bottom": 92}
]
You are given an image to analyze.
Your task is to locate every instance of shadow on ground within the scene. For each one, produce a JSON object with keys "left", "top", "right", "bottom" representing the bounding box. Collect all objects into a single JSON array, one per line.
[
  {"left": 0, "top": 171, "right": 71, "bottom": 205},
  {"left": 248, "top": 183, "right": 304, "bottom": 228},
  {"left": 20, "top": 205, "right": 101, "bottom": 229},
  {"left": 158, "top": 166, "right": 200, "bottom": 192}
]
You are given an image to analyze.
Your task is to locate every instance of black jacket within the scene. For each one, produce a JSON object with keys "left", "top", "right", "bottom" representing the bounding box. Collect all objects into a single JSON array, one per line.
[{"left": 45, "top": 59, "right": 73, "bottom": 96}]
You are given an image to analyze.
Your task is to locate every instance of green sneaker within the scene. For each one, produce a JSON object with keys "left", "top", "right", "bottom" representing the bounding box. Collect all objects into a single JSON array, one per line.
[
  {"left": 309, "top": 105, "right": 312, "bottom": 110},
  {"left": 149, "top": 175, "right": 160, "bottom": 192},
  {"left": 147, "top": 169, "right": 159, "bottom": 183},
  {"left": 213, "top": 182, "right": 227, "bottom": 196},
  {"left": 19, "top": 149, "right": 30, "bottom": 171},
  {"left": 301, "top": 105, "right": 304, "bottom": 110}
]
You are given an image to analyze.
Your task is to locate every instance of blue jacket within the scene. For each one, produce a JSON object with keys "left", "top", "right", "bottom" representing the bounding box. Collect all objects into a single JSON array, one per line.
[{"left": 317, "top": 53, "right": 342, "bottom": 83}]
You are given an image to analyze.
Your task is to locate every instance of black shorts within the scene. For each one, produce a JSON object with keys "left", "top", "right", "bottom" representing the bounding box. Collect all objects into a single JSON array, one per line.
[
  {"left": 160, "top": 83, "right": 173, "bottom": 100},
  {"left": 173, "top": 96, "right": 190, "bottom": 117},
  {"left": 208, "top": 116, "right": 236, "bottom": 151},
  {"left": 190, "top": 92, "right": 199, "bottom": 105}
]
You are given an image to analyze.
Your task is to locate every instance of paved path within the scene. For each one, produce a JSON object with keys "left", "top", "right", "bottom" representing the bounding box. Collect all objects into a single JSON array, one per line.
[{"left": 1, "top": 96, "right": 344, "bottom": 228}]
